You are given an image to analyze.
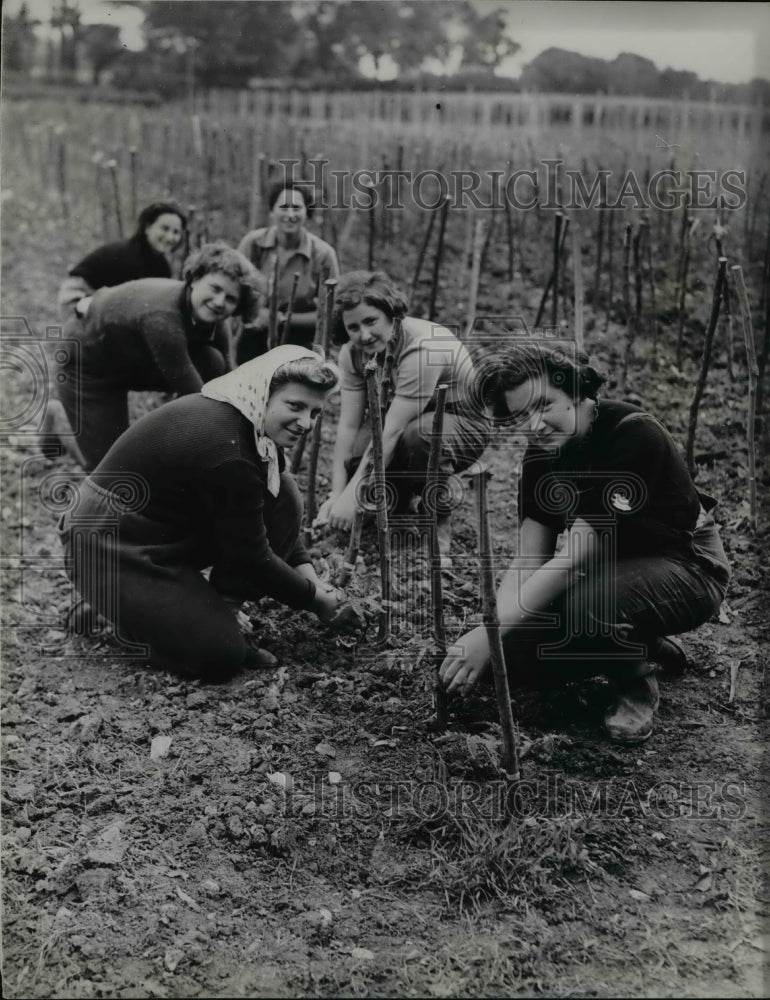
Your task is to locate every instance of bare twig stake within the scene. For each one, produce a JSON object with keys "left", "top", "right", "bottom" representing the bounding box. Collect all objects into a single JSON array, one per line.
[
  {"left": 107, "top": 159, "right": 123, "bottom": 238},
  {"left": 551, "top": 211, "right": 564, "bottom": 327},
  {"left": 409, "top": 202, "right": 438, "bottom": 308},
  {"left": 534, "top": 216, "right": 570, "bottom": 328},
  {"left": 465, "top": 218, "right": 486, "bottom": 337},
  {"left": 723, "top": 274, "right": 735, "bottom": 382},
  {"left": 731, "top": 265, "right": 758, "bottom": 532},
  {"left": 56, "top": 132, "right": 69, "bottom": 226},
  {"left": 645, "top": 219, "right": 660, "bottom": 368},
  {"left": 476, "top": 468, "right": 521, "bottom": 783},
  {"left": 338, "top": 505, "right": 365, "bottom": 587},
  {"left": 365, "top": 360, "right": 392, "bottom": 646},
  {"left": 593, "top": 171, "right": 606, "bottom": 305},
  {"left": 572, "top": 210, "right": 585, "bottom": 352},
  {"left": 426, "top": 384, "right": 449, "bottom": 731},
  {"left": 428, "top": 196, "right": 450, "bottom": 322},
  {"left": 267, "top": 253, "right": 280, "bottom": 350},
  {"left": 685, "top": 257, "right": 726, "bottom": 472},
  {"left": 303, "top": 279, "right": 338, "bottom": 535},
  {"left": 129, "top": 146, "right": 138, "bottom": 222},
  {"left": 675, "top": 208, "right": 692, "bottom": 368},
  {"left": 604, "top": 205, "right": 615, "bottom": 332},
  {"left": 280, "top": 272, "right": 300, "bottom": 346},
  {"left": 367, "top": 180, "right": 376, "bottom": 270}
]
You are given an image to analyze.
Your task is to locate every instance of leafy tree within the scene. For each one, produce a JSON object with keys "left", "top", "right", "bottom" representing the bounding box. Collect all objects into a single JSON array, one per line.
[
  {"left": 143, "top": 1, "right": 300, "bottom": 87},
  {"left": 520, "top": 47, "right": 609, "bottom": 94},
  {"left": 2, "top": 2, "right": 40, "bottom": 73},
  {"left": 81, "top": 23, "right": 125, "bottom": 85},
  {"left": 456, "top": 1, "right": 519, "bottom": 71}
]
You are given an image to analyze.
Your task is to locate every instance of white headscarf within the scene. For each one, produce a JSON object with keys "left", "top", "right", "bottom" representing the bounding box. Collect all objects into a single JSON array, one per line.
[{"left": 202, "top": 344, "right": 319, "bottom": 496}]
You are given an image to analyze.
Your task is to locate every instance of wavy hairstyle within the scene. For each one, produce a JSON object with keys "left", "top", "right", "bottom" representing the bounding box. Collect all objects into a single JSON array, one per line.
[
  {"left": 133, "top": 201, "right": 187, "bottom": 243},
  {"left": 330, "top": 270, "right": 408, "bottom": 345},
  {"left": 182, "top": 242, "right": 264, "bottom": 322},
  {"left": 269, "top": 355, "right": 340, "bottom": 395},
  {"left": 475, "top": 343, "right": 608, "bottom": 420}
]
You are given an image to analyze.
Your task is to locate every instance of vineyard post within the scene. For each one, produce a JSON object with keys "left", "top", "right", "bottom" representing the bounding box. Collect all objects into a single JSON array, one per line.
[
  {"left": 551, "top": 211, "right": 564, "bottom": 327},
  {"left": 366, "top": 177, "right": 376, "bottom": 270},
  {"left": 534, "top": 216, "right": 570, "bottom": 328},
  {"left": 267, "top": 253, "right": 280, "bottom": 350},
  {"left": 604, "top": 200, "right": 615, "bottom": 332},
  {"left": 675, "top": 205, "right": 692, "bottom": 369},
  {"left": 56, "top": 129, "right": 69, "bottom": 226},
  {"left": 465, "top": 218, "right": 486, "bottom": 338},
  {"left": 364, "top": 360, "right": 392, "bottom": 646},
  {"left": 107, "top": 159, "right": 124, "bottom": 238},
  {"left": 426, "top": 384, "right": 450, "bottom": 731},
  {"left": 593, "top": 169, "right": 606, "bottom": 305},
  {"left": 503, "top": 172, "right": 515, "bottom": 284},
  {"left": 731, "top": 265, "right": 758, "bottom": 532},
  {"left": 303, "top": 279, "right": 337, "bottom": 540},
  {"left": 754, "top": 209, "right": 770, "bottom": 421},
  {"left": 645, "top": 217, "right": 660, "bottom": 368},
  {"left": 93, "top": 153, "right": 110, "bottom": 242},
  {"left": 685, "top": 257, "right": 726, "bottom": 472},
  {"left": 476, "top": 468, "right": 521, "bottom": 784},
  {"left": 572, "top": 209, "right": 585, "bottom": 353},
  {"left": 428, "top": 195, "right": 450, "bottom": 322},
  {"left": 129, "top": 147, "right": 138, "bottom": 223},
  {"left": 408, "top": 201, "right": 438, "bottom": 308},
  {"left": 280, "top": 272, "right": 300, "bottom": 346}
]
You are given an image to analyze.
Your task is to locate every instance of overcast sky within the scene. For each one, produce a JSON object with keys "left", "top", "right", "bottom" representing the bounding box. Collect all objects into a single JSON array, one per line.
[{"left": 7, "top": 0, "right": 770, "bottom": 85}]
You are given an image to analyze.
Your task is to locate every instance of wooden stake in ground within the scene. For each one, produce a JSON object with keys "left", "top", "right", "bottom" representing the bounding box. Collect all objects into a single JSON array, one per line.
[
  {"left": 106, "top": 159, "right": 123, "bottom": 238},
  {"left": 675, "top": 207, "right": 692, "bottom": 369},
  {"left": 551, "top": 211, "right": 564, "bottom": 327},
  {"left": 571, "top": 210, "right": 585, "bottom": 352},
  {"left": 129, "top": 147, "right": 138, "bottom": 223},
  {"left": 428, "top": 196, "right": 450, "bottom": 322},
  {"left": 465, "top": 218, "right": 486, "bottom": 338},
  {"left": 303, "top": 279, "right": 338, "bottom": 536},
  {"left": 685, "top": 257, "right": 726, "bottom": 472},
  {"left": 475, "top": 468, "right": 521, "bottom": 783},
  {"left": 280, "top": 272, "right": 300, "bottom": 346},
  {"left": 409, "top": 203, "right": 438, "bottom": 308},
  {"left": 426, "top": 384, "right": 450, "bottom": 731},
  {"left": 365, "top": 359, "right": 392, "bottom": 646},
  {"left": 731, "top": 264, "right": 759, "bottom": 532},
  {"left": 267, "top": 253, "right": 280, "bottom": 350},
  {"left": 534, "top": 216, "right": 570, "bottom": 329}
]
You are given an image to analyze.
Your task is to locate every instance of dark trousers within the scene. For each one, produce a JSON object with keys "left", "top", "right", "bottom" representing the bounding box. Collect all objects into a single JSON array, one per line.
[
  {"left": 348, "top": 409, "right": 490, "bottom": 517},
  {"left": 236, "top": 320, "right": 313, "bottom": 363},
  {"left": 502, "top": 548, "right": 727, "bottom": 688},
  {"left": 58, "top": 345, "right": 227, "bottom": 472},
  {"left": 60, "top": 473, "right": 303, "bottom": 681}
]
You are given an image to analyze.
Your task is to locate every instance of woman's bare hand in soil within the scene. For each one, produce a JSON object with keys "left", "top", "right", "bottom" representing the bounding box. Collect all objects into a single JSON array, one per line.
[{"left": 439, "top": 627, "right": 490, "bottom": 696}]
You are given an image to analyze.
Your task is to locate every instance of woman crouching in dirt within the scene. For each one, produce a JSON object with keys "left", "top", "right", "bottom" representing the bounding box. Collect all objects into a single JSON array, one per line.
[
  {"left": 59, "top": 346, "right": 364, "bottom": 682},
  {"left": 314, "top": 270, "right": 490, "bottom": 566},
  {"left": 439, "top": 344, "right": 731, "bottom": 744},
  {"left": 57, "top": 242, "right": 267, "bottom": 472}
]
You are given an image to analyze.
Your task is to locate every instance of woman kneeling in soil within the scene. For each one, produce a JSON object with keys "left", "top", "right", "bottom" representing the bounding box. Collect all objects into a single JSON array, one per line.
[
  {"left": 58, "top": 242, "right": 265, "bottom": 472},
  {"left": 60, "top": 346, "right": 363, "bottom": 682},
  {"left": 315, "top": 270, "right": 490, "bottom": 564},
  {"left": 440, "top": 345, "right": 731, "bottom": 744}
]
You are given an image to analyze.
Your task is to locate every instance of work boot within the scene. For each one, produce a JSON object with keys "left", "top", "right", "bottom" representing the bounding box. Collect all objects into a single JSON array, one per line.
[
  {"left": 653, "top": 636, "right": 689, "bottom": 677},
  {"left": 603, "top": 673, "right": 660, "bottom": 744}
]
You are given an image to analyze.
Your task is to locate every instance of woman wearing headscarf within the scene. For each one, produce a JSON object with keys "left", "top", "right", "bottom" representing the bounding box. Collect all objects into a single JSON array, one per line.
[
  {"left": 59, "top": 345, "right": 363, "bottom": 682},
  {"left": 58, "top": 242, "right": 263, "bottom": 471}
]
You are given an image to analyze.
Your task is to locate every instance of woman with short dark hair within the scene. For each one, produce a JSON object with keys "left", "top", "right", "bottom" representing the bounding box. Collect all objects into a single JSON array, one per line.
[
  {"left": 60, "top": 346, "right": 363, "bottom": 681},
  {"left": 440, "top": 344, "right": 731, "bottom": 744},
  {"left": 58, "top": 242, "right": 263, "bottom": 471},
  {"left": 236, "top": 181, "right": 339, "bottom": 359}
]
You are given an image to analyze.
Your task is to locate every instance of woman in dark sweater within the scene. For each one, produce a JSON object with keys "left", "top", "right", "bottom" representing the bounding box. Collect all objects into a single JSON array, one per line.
[
  {"left": 440, "top": 344, "right": 731, "bottom": 744},
  {"left": 58, "top": 242, "right": 262, "bottom": 471},
  {"left": 57, "top": 202, "right": 188, "bottom": 320},
  {"left": 60, "top": 346, "right": 363, "bottom": 681}
]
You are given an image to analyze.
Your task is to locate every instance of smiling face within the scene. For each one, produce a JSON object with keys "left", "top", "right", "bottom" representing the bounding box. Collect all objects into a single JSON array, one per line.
[
  {"left": 189, "top": 272, "right": 241, "bottom": 324},
  {"left": 342, "top": 301, "right": 396, "bottom": 356},
  {"left": 263, "top": 382, "right": 329, "bottom": 450},
  {"left": 144, "top": 212, "right": 184, "bottom": 255},
  {"left": 270, "top": 188, "right": 307, "bottom": 240},
  {"left": 503, "top": 376, "right": 596, "bottom": 447}
]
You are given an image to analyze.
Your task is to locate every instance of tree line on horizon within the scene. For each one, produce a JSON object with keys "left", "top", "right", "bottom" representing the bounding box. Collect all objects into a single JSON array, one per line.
[{"left": 3, "top": 0, "right": 768, "bottom": 105}]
